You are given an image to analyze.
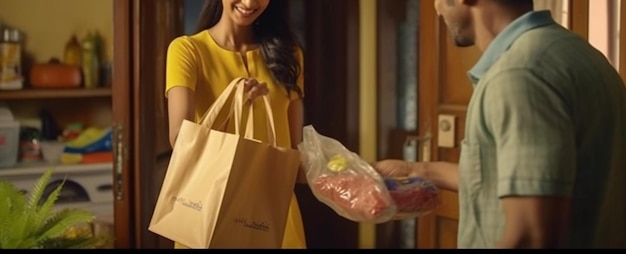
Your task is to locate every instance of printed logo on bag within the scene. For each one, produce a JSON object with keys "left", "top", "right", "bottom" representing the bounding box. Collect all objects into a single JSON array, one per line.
[
  {"left": 234, "top": 218, "right": 270, "bottom": 232},
  {"left": 172, "top": 196, "right": 203, "bottom": 212}
]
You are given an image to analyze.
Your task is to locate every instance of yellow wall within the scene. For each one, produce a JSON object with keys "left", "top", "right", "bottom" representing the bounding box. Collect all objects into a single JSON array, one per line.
[
  {"left": 0, "top": 0, "right": 113, "bottom": 63},
  {"left": 359, "top": 0, "right": 378, "bottom": 249}
]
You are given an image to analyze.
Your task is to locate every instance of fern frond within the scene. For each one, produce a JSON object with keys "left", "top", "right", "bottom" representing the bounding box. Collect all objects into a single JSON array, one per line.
[
  {"left": 33, "top": 178, "right": 66, "bottom": 233},
  {"left": 35, "top": 208, "right": 95, "bottom": 243},
  {"left": 5, "top": 206, "right": 30, "bottom": 249},
  {"left": 0, "top": 171, "right": 101, "bottom": 250},
  {"left": 15, "top": 238, "right": 38, "bottom": 249},
  {"left": 26, "top": 169, "right": 54, "bottom": 210},
  {"left": 0, "top": 181, "right": 29, "bottom": 249},
  {"left": 0, "top": 181, "right": 20, "bottom": 249},
  {"left": 0, "top": 181, "right": 18, "bottom": 227},
  {"left": 39, "top": 234, "right": 102, "bottom": 249}
]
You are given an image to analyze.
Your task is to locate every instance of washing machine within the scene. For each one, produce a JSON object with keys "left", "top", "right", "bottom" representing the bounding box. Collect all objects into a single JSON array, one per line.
[{"left": 0, "top": 162, "right": 114, "bottom": 235}]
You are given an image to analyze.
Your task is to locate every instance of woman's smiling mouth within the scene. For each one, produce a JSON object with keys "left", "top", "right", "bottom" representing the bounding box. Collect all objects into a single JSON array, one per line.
[{"left": 235, "top": 6, "right": 257, "bottom": 17}]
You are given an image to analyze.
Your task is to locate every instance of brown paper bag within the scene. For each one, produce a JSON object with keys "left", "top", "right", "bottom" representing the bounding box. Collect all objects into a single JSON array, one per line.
[{"left": 148, "top": 77, "right": 301, "bottom": 249}]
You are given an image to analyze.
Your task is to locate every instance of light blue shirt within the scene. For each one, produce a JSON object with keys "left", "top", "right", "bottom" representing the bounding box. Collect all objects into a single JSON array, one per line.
[
  {"left": 468, "top": 10, "right": 555, "bottom": 84},
  {"left": 457, "top": 10, "right": 626, "bottom": 248}
]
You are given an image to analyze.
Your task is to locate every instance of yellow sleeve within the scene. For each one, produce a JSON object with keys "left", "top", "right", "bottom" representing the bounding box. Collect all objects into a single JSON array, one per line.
[
  {"left": 165, "top": 36, "right": 198, "bottom": 97},
  {"left": 290, "top": 47, "right": 305, "bottom": 101}
]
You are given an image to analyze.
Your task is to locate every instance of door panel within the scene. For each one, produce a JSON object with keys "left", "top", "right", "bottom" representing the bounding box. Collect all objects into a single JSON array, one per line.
[
  {"left": 440, "top": 40, "right": 481, "bottom": 106},
  {"left": 112, "top": 0, "right": 133, "bottom": 248},
  {"left": 112, "top": 0, "right": 182, "bottom": 248},
  {"left": 298, "top": 0, "right": 361, "bottom": 248},
  {"left": 131, "top": 0, "right": 182, "bottom": 248},
  {"left": 416, "top": 2, "right": 475, "bottom": 247}
]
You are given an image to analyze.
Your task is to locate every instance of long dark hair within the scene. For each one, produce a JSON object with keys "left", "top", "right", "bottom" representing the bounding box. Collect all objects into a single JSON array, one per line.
[{"left": 196, "top": 0, "right": 303, "bottom": 99}]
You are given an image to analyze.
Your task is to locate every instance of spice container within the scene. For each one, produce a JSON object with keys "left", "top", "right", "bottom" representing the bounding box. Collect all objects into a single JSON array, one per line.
[{"left": 0, "top": 26, "right": 24, "bottom": 90}]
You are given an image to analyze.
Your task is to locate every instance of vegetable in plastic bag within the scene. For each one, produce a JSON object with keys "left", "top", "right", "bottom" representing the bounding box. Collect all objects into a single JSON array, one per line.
[{"left": 298, "top": 125, "right": 439, "bottom": 224}]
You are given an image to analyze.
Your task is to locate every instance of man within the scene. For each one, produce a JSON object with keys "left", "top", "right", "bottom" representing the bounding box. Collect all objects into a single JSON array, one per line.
[{"left": 374, "top": 0, "right": 626, "bottom": 249}]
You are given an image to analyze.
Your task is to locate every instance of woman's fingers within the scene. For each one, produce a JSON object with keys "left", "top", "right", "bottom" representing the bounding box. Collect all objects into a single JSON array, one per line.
[{"left": 246, "top": 82, "right": 269, "bottom": 102}]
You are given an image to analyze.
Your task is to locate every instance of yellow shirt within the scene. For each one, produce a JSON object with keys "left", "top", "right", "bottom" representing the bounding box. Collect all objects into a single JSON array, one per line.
[{"left": 165, "top": 30, "right": 306, "bottom": 249}]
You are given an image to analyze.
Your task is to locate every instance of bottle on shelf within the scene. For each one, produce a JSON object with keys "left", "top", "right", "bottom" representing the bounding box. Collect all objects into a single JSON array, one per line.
[
  {"left": 63, "top": 35, "right": 82, "bottom": 67},
  {"left": 81, "top": 32, "right": 100, "bottom": 89},
  {"left": 0, "top": 26, "right": 24, "bottom": 90}
]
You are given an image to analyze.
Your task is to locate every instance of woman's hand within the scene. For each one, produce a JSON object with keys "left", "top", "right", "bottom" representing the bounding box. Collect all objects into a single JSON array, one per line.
[{"left": 243, "top": 78, "right": 269, "bottom": 103}]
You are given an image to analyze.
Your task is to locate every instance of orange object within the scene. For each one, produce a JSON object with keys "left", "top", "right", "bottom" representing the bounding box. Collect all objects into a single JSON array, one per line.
[
  {"left": 312, "top": 173, "right": 394, "bottom": 222},
  {"left": 30, "top": 58, "right": 82, "bottom": 88},
  {"left": 81, "top": 152, "right": 113, "bottom": 164}
]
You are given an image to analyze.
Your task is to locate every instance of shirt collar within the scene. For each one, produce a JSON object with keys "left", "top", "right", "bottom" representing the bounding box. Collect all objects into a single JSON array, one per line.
[{"left": 467, "top": 10, "right": 556, "bottom": 84}]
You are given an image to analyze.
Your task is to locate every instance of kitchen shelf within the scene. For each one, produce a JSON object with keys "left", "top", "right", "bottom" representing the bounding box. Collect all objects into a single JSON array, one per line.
[
  {"left": 0, "top": 162, "right": 113, "bottom": 178},
  {"left": 0, "top": 87, "right": 112, "bottom": 100}
]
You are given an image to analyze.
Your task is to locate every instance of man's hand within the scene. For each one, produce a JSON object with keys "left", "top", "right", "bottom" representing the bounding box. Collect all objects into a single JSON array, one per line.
[
  {"left": 374, "top": 160, "right": 460, "bottom": 191},
  {"left": 373, "top": 160, "right": 427, "bottom": 179}
]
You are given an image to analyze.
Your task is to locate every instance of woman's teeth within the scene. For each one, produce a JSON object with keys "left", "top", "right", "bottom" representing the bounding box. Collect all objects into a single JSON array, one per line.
[{"left": 236, "top": 6, "right": 255, "bottom": 15}]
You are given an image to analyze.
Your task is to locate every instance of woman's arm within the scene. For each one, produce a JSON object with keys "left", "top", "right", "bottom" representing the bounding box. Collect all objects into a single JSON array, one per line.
[
  {"left": 167, "top": 87, "right": 196, "bottom": 148},
  {"left": 288, "top": 99, "right": 307, "bottom": 184},
  {"left": 290, "top": 47, "right": 307, "bottom": 184},
  {"left": 165, "top": 37, "right": 198, "bottom": 148}
]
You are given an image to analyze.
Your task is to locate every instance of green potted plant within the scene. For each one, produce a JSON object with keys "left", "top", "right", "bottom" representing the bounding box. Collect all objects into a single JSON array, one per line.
[{"left": 0, "top": 169, "right": 108, "bottom": 249}]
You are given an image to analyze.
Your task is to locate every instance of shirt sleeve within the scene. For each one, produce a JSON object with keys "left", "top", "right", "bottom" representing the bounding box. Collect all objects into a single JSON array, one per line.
[
  {"left": 482, "top": 68, "right": 576, "bottom": 198},
  {"left": 290, "top": 47, "right": 305, "bottom": 102},
  {"left": 165, "top": 36, "right": 198, "bottom": 97}
]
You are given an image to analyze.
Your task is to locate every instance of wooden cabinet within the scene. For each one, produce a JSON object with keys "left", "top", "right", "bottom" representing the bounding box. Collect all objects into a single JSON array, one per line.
[
  {"left": 0, "top": 0, "right": 117, "bottom": 248},
  {"left": 0, "top": 88, "right": 115, "bottom": 248}
]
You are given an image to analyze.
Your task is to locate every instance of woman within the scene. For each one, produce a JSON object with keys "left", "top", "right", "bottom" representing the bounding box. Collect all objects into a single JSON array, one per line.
[{"left": 165, "top": 0, "right": 307, "bottom": 249}]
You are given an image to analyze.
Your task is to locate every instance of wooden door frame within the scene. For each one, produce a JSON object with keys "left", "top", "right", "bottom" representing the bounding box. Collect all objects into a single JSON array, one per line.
[
  {"left": 113, "top": 0, "right": 184, "bottom": 248},
  {"left": 568, "top": 0, "right": 589, "bottom": 40},
  {"left": 112, "top": 0, "right": 134, "bottom": 248},
  {"left": 131, "top": 0, "right": 184, "bottom": 249},
  {"left": 416, "top": 1, "right": 462, "bottom": 248}
]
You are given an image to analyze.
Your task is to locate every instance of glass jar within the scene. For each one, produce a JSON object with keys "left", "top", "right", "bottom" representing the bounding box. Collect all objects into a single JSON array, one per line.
[{"left": 0, "top": 27, "right": 24, "bottom": 90}]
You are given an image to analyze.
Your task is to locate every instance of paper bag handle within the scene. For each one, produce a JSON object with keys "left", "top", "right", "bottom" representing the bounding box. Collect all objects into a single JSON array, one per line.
[
  {"left": 233, "top": 83, "right": 278, "bottom": 147},
  {"left": 198, "top": 77, "right": 246, "bottom": 128}
]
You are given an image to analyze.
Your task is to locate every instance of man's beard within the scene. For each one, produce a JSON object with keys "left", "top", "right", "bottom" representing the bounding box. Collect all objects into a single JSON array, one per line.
[
  {"left": 449, "top": 21, "right": 474, "bottom": 47},
  {"left": 453, "top": 35, "right": 475, "bottom": 47}
]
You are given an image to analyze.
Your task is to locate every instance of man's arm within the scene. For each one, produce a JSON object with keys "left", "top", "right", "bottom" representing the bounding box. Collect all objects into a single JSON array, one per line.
[
  {"left": 411, "top": 162, "right": 460, "bottom": 192},
  {"left": 496, "top": 196, "right": 571, "bottom": 249}
]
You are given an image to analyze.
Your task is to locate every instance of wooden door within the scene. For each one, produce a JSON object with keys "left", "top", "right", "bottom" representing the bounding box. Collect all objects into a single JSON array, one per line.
[
  {"left": 112, "top": 0, "right": 133, "bottom": 248},
  {"left": 415, "top": 0, "right": 589, "bottom": 249},
  {"left": 415, "top": 1, "right": 480, "bottom": 249},
  {"left": 112, "top": 0, "right": 183, "bottom": 248},
  {"left": 296, "top": 0, "right": 362, "bottom": 248}
]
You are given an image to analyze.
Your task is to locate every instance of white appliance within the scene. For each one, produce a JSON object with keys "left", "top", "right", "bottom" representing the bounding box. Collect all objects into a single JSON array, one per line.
[
  {"left": 0, "top": 106, "right": 20, "bottom": 168},
  {"left": 0, "top": 163, "right": 114, "bottom": 219}
]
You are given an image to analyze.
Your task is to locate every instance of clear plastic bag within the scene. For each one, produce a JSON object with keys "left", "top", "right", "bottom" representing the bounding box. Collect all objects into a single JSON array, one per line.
[
  {"left": 298, "top": 125, "right": 439, "bottom": 224},
  {"left": 384, "top": 177, "right": 439, "bottom": 219}
]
